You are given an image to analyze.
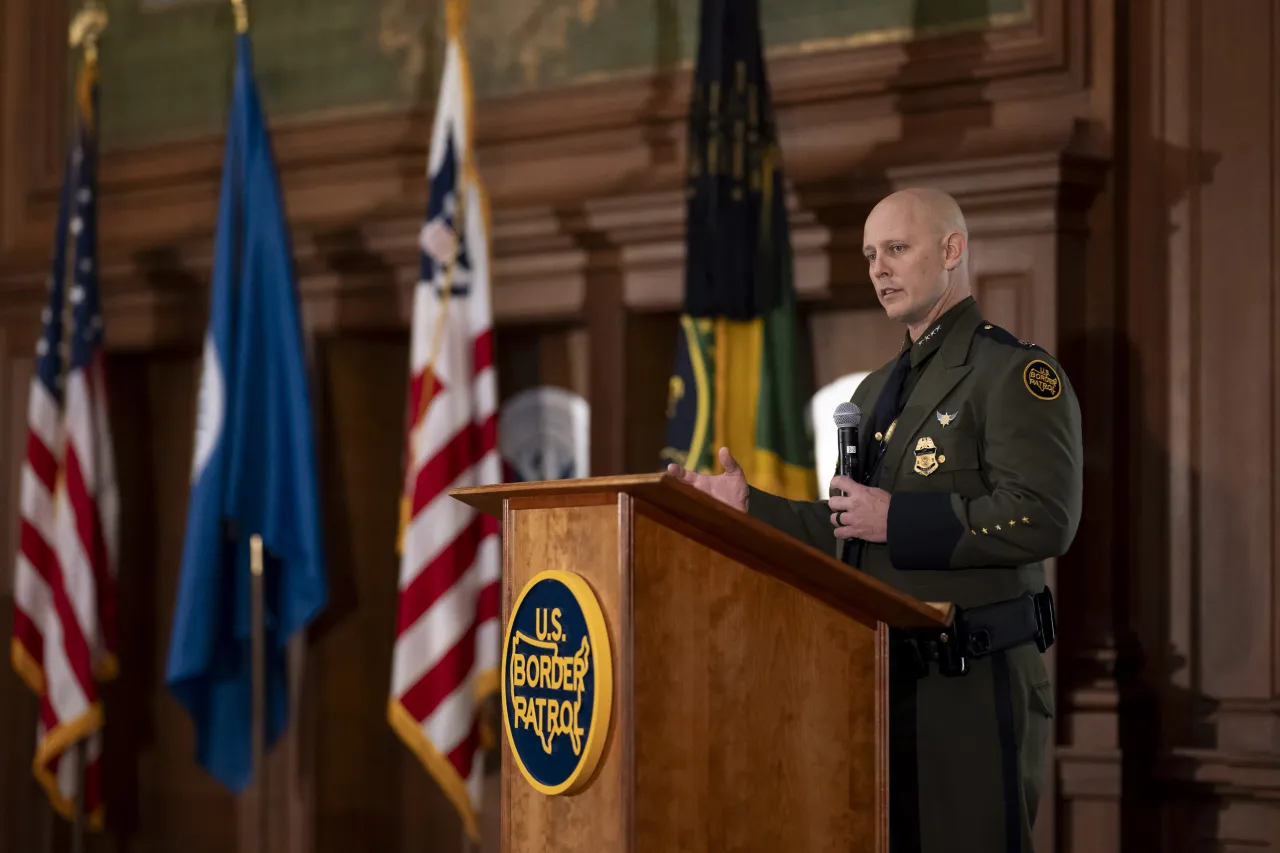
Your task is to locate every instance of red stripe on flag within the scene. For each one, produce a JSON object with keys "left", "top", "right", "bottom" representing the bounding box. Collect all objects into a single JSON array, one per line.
[
  {"left": 475, "top": 579, "right": 501, "bottom": 625},
  {"left": 407, "top": 369, "right": 446, "bottom": 435},
  {"left": 62, "top": 443, "right": 116, "bottom": 658},
  {"left": 397, "top": 515, "right": 489, "bottom": 636},
  {"left": 447, "top": 722, "right": 479, "bottom": 780},
  {"left": 403, "top": 368, "right": 447, "bottom": 491},
  {"left": 39, "top": 692, "right": 58, "bottom": 732},
  {"left": 473, "top": 329, "right": 494, "bottom": 376},
  {"left": 398, "top": 616, "right": 478, "bottom": 723},
  {"left": 410, "top": 414, "right": 498, "bottom": 517},
  {"left": 20, "top": 520, "right": 96, "bottom": 700},
  {"left": 397, "top": 578, "right": 503, "bottom": 740},
  {"left": 11, "top": 607, "right": 44, "bottom": 673},
  {"left": 26, "top": 432, "right": 57, "bottom": 493}
]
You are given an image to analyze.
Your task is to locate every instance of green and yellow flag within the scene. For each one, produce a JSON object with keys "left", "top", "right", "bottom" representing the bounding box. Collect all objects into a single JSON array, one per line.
[{"left": 661, "top": 0, "right": 815, "bottom": 500}]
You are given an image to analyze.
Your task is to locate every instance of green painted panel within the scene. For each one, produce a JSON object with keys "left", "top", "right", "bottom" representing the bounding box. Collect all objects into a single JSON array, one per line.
[
  {"left": 467, "top": 0, "right": 1030, "bottom": 94},
  {"left": 81, "top": 0, "right": 1030, "bottom": 149},
  {"left": 89, "top": 0, "right": 416, "bottom": 147}
]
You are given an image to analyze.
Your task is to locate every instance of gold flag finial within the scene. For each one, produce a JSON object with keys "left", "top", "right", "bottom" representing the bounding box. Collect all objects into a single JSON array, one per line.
[
  {"left": 68, "top": 2, "right": 108, "bottom": 65},
  {"left": 445, "top": 0, "right": 469, "bottom": 39},
  {"left": 231, "top": 0, "right": 249, "bottom": 33}
]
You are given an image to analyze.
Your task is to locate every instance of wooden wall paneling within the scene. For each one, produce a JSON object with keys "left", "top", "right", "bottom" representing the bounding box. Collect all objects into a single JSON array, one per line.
[
  {"left": 585, "top": 269, "right": 627, "bottom": 477},
  {"left": 1047, "top": 1, "right": 1144, "bottom": 852},
  {"left": 1116, "top": 0, "right": 1280, "bottom": 850},
  {"left": 972, "top": 273, "right": 1032, "bottom": 335},
  {"left": 809, "top": 308, "right": 903, "bottom": 388},
  {"left": 494, "top": 323, "right": 588, "bottom": 407},
  {"left": 622, "top": 311, "right": 678, "bottom": 475},
  {"left": 310, "top": 333, "right": 415, "bottom": 853},
  {"left": 0, "top": 0, "right": 64, "bottom": 259},
  {"left": 96, "top": 351, "right": 158, "bottom": 853},
  {"left": 1193, "top": 0, "right": 1274, "bottom": 714},
  {"left": 1178, "top": 0, "right": 1280, "bottom": 845},
  {"left": 1274, "top": 0, "right": 1280, "bottom": 717},
  {"left": 136, "top": 352, "right": 242, "bottom": 853}
]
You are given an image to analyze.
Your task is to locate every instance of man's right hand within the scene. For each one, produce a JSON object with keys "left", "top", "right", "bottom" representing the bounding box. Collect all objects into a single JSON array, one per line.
[{"left": 665, "top": 446, "right": 749, "bottom": 513}]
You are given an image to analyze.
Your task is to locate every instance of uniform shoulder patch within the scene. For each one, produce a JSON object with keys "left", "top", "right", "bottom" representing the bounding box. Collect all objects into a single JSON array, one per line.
[
  {"left": 1022, "top": 358, "right": 1062, "bottom": 400},
  {"left": 977, "top": 323, "right": 1040, "bottom": 351}
]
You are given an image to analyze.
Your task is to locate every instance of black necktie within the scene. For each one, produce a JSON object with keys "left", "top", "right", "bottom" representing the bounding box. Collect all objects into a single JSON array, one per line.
[
  {"left": 844, "top": 349, "right": 912, "bottom": 568},
  {"left": 864, "top": 349, "right": 912, "bottom": 487}
]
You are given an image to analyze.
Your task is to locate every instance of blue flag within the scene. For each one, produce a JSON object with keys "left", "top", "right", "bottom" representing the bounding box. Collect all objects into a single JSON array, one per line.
[{"left": 165, "top": 32, "right": 327, "bottom": 793}]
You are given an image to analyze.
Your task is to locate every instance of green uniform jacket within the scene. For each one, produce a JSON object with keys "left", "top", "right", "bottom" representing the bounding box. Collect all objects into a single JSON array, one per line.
[{"left": 748, "top": 300, "right": 1082, "bottom": 852}]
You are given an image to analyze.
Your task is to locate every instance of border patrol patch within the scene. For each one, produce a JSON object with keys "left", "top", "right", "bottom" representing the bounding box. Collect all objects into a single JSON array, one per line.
[{"left": 1023, "top": 359, "right": 1062, "bottom": 400}]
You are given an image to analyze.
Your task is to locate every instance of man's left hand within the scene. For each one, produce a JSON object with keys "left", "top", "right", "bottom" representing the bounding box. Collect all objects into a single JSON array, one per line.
[{"left": 828, "top": 475, "right": 891, "bottom": 542}]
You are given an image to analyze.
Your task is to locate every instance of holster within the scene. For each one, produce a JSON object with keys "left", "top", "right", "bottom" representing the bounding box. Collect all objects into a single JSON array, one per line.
[{"left": 896, "top": 586, "right": 1056, "bottom": 678}]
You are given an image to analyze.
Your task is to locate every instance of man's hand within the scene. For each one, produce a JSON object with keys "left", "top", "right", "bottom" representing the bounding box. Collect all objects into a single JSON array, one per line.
[
  {"left": 666, "top": 447, "right": 749, "bottom": 513},
  {"left": 828, "top": 474, "right": 891, "bottom": 542}
]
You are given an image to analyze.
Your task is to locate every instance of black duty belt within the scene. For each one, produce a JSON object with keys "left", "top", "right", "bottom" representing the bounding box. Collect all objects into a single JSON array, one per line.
[{"left": 894, "top": 586, "right": 1056, "bottom": 678}]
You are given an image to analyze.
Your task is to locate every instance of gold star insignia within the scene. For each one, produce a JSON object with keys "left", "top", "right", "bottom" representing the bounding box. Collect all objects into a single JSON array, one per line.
[
  {"left": 1022, "top": 516, "right": 1030, "bottom": 524},
  {"left": 981, "top": 527, "right": 988, "bottom": 534},
  {"left": 996, "top": 524, "right": 1002, "bottom": 531},
  {"left": 1009, "top": 520, "right": 1017, "bottom": 526},
  {"left": 970, "top": 529, "right": 977, "bottom": 535}
]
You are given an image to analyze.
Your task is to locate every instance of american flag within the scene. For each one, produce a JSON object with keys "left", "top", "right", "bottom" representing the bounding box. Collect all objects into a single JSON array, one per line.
[
  {"left": 387, "top": 4, "right": 501, "bottom": 841},
  {"left": 9, "top": 63, "right": 118, "bottom": 827}
]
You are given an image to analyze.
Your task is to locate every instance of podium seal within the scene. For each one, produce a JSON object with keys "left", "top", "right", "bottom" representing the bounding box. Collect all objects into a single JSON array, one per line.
[{"left": 501, "top": 570, "right": 613, "bottom": 795}]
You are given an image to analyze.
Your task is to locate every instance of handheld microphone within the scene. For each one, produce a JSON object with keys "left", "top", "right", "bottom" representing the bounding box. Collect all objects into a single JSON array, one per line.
[{"left": 833, "top": 402, "right": 861, "bottom": 492}]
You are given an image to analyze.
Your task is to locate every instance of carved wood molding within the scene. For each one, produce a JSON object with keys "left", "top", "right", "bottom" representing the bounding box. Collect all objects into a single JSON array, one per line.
[
  {"left": 0, "top": 138, "right": 1107, "bottom": 358},
  {"left": 0, "top": 0, "right": 1100, "bottom": 350}
]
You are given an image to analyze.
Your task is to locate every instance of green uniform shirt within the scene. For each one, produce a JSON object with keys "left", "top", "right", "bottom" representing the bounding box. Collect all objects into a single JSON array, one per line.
[{"left": 746, "top": 298, "right": 1083, "bottom": 609}]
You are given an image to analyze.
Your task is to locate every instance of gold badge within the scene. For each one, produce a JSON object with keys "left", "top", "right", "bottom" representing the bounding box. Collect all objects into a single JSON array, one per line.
[
  {"left": 936, "top": 410, "right": 957, "bottom": 427},
  {"left": 914, "top": 436, "right": 945, "bottom": 476},
  {"left": 1023, "top": 359, "right": 1062, "bottom": 400}
]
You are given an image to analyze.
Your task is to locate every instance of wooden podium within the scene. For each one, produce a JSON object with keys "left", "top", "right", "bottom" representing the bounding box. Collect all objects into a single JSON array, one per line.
[{"left": 452, "top": 473, "right": 953, "bottom": 853}]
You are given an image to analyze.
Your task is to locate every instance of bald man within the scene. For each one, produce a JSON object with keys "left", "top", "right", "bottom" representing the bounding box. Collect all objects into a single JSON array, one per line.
[{"left": 668, "top": 188, "right": 1082, "bottom": 852}]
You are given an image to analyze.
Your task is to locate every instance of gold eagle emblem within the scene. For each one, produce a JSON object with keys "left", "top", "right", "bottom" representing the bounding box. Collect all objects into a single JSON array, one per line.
[{"left": 913, "top": 436, "right": 945, "bottom": 476}]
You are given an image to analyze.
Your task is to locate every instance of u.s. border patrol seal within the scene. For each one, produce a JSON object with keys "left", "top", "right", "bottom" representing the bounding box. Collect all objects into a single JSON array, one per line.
[
  {"left": 502, "top": 570, "right": 612, "bottom": 796},
  {"left": 1023, "top": 359, "right": 1062, "bottom": 400}
]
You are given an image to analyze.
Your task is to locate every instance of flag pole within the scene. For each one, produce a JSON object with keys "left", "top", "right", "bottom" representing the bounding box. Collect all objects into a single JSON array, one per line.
[
  {"left": 250, "top": 533, "right": 268, "bottom": 853},
  {"left": 230, "top": 2, "right": 265, "bottom": 850},
  {"left": 72, "top": 739, "right": 86, "bottom": 853},
  {"left": 66, "top": 7, "right": 106, "bottom": 852}
]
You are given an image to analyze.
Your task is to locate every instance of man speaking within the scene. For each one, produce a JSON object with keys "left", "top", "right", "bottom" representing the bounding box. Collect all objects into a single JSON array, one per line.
[{"left": 667, "top": 187, "right": 1083, "bottom": 853}]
